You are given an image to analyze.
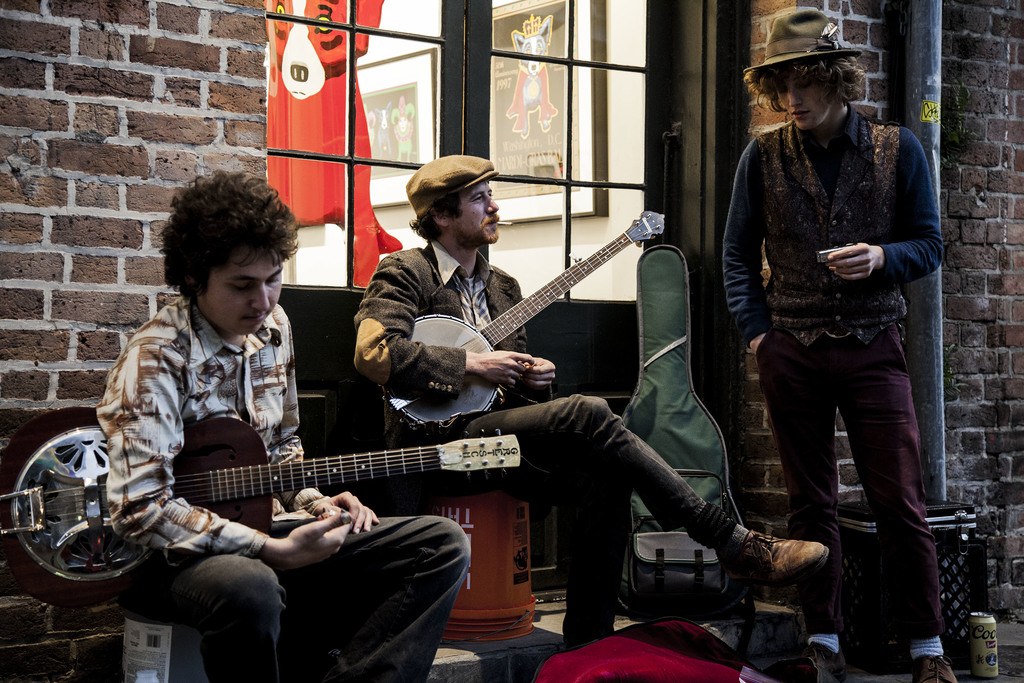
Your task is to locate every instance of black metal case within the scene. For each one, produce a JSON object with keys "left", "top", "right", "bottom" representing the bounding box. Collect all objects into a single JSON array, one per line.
[{"left": 838, "top": 500, "right": 986, "bottom": 673}]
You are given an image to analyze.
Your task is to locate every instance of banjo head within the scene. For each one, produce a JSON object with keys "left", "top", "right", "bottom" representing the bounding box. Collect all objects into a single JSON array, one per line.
[{"left": 400, "top": 315, "right": 498, "bottom": 424}]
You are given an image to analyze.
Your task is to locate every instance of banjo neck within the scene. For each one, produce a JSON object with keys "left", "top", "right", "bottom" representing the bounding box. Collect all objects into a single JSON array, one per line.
[{"left": 480, "top": 231, "right": 637, "bottom": 347}]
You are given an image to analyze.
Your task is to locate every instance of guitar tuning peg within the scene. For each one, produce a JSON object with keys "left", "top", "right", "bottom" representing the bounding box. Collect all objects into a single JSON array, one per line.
[{"left": 494, "top": 429, "right": 502, "bottom": 436}]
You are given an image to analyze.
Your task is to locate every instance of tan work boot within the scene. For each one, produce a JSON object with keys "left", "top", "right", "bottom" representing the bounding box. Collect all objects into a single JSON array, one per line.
[
  {"left": 721, "top": 532, "right": 828, "bottom": 586},
  {"left": 912, "top": 655, "right": 957, "bottom": 683}
]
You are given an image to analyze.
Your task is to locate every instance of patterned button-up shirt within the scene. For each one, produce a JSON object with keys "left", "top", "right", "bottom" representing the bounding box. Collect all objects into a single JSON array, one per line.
[{"left": 97, "top": 297, "right": 323, "bottom": 559}]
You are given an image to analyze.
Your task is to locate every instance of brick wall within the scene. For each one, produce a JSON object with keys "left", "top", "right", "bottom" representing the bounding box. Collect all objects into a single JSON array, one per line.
[
  {"left": 741, "top": 0, "right": 1024, "bottom": 620},
  {"left": 0, "top": 0, "right": 267, "bottom": 679}
]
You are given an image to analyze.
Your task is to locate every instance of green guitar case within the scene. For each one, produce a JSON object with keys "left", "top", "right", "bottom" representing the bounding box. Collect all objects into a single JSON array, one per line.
[{"left": 619, "top": 245, "right": 750, "bottom": 623}]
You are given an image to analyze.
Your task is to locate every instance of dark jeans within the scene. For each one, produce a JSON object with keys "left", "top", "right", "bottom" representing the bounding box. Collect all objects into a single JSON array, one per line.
[
  {"left": 121, "top": 516, "right": 469, "bottom": 683},
  {"left": 391, "top": 394, "right": 739, "bottom": 646},
  {"left": 755, "top": 325, "right": 944, "bottom": 637}
]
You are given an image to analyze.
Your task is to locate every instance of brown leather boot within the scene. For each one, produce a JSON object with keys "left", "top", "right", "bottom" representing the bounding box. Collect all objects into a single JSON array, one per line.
[
  {"left": 912, "top": 655, "right": 957, "bottom": 683},
  {"left": 721, "top": 532, "right": 829, "bottom": 586}
]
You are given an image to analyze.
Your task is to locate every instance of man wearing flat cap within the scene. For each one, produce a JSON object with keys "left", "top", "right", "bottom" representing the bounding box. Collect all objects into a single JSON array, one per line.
[
  {"left": 353, "top": 153, "right": 831, "bottom": 647},
  {"left": 722, "top": 8, "right": 951, "bottom": 683}
]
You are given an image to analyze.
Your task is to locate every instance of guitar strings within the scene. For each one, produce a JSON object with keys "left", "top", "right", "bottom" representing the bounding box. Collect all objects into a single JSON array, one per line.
[{"left": 34, "top": 444, "right": 502, "bottom": 516}]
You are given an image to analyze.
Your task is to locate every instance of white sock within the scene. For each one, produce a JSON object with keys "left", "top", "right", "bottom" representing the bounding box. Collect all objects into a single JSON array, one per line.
[
  {"left": 910, "top": 636, "right": 944, "bottom": 660},
  {"left": 807, "top": 633, "right": 840, "bottom": 653}
]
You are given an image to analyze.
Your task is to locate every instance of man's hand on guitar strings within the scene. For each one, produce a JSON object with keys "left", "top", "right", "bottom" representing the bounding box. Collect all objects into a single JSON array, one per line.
[{"left": 519, "top": 357, "right": 555, "bottom": 390}]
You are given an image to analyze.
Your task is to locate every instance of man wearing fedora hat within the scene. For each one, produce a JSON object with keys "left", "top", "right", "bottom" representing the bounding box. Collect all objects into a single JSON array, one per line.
[
  {"left": 353, "top": 153, "right": 831, "bottom": 647},
  {"left": 722, "top": 8, "right": 951, "bottom": 683}
]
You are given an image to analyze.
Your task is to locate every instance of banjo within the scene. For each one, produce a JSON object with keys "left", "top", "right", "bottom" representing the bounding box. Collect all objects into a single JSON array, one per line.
[
  {"left": 0, "top": 407, "right": 520, "bottom": 607},
  {"left": 389, "top": 210, "right": 665, "bottom": 425}
]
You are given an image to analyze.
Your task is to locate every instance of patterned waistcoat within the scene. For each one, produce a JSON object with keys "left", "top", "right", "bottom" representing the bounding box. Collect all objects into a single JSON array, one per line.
[{"left": 758, "top": 117, "right": 904, "bottom": 343}]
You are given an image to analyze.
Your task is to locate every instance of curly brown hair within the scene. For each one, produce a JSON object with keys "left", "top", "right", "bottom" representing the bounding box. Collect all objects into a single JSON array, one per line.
[
  {"left": 409, "top": 191, "right": 462, "bottom": 241},
  {"left": 162, "top": 172, "right": 297, "bottom": 298},
  {"left": 744, "top": 56, "right": 865, "bottom": 113}
]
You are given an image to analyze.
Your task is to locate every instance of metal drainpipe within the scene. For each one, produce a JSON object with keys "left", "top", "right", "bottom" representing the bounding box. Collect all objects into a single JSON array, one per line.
[{"left": 900, "top": 1, "right": 947, "bottom": 500}]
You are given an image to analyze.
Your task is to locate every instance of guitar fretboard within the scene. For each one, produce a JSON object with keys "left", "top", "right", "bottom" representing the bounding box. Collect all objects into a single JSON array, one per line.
[
  {"left": 481, "top": 231, "right": 634, "bottom": 347},
  {"left": 173, "top": 446, "right": 443, "bottom": 505}
]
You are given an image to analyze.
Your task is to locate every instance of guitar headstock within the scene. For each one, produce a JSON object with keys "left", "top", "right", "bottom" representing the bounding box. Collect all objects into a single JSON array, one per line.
[
  {"left": 437, "top": 434, "right": 521, "bottom": 472},
  {"left": 625, "top": 211, "right": 665, "bottom": 243}
]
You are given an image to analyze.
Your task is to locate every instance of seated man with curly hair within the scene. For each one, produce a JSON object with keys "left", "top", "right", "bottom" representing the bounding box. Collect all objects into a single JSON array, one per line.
[{"left": 98, "top": 171, "right": 469, "bottom": 683}]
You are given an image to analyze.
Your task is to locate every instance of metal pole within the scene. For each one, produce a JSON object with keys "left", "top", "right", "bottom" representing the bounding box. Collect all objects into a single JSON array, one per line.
[{"left": 901, "top": 1, "right": 946, "bottom": 500}]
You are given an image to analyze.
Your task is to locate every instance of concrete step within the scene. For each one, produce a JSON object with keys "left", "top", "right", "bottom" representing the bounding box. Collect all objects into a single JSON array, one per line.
[{"left": 427, "top": 598, "right": 801, "bottom": 683}]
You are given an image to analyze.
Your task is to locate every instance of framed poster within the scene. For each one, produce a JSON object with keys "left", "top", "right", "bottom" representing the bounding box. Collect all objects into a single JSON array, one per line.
[
  {"left": 359, "top": 49, "right": 437, "bottom": 207},
  {"left": 490, "top": 0, "right": 604, "bottom": 221}
]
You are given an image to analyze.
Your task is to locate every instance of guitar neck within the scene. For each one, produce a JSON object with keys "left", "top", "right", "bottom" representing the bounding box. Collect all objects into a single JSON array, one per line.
[
  {"left": 480, "top": 231, "right": 634, "bottom": 346},
  {"left": 177, "top": 445, "right": 445, "bottom": 506}
]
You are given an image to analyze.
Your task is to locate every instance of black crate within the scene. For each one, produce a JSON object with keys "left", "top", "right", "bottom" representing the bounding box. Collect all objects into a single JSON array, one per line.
[{"left": 838, "top": 500, "right": 987, "bottom": 674}]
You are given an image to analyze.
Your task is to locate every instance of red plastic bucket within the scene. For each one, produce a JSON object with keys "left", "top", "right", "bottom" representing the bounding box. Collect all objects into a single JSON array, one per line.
[{"left": 426, "top": 490, "right": 535, "bottom": 641}]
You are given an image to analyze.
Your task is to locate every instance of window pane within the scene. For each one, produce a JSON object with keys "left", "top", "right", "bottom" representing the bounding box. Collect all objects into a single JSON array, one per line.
[
  {"left": 288, "top": 223, "right": 348, "bottom": 286},
  {"left": 573, "top": 66, "right": 644, "bottom": 184},
  {"left": 267, "top": 17, "right": 351, "bottom": 156},
  {"left": 282, "top": 161, "right": 347, "bottom": 286},
  {"left": 492, "top": 0, "right": 569, "bottom": 60},
  {"left": 490, "top": 51, "right": 568, "bottom": 185},
  {"left": 577, "top": 0, "right": 646, "bottom": 67},
  {"left": 489, "top": 181, "right": 565, "bottom": 297},
  {"left": 371, "top": 0, "right": 441, "bottom": 37},
  {"left": 568, "top": 188, "right": 646, "bottom": 301},
  {"left": 359, "top": 38, "right": 440, "bottom": 171}
]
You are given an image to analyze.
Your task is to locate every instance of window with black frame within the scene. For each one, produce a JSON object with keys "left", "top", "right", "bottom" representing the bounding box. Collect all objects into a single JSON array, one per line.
[{"left": 266, "top": 0, "right": 648, "bottom": 300}]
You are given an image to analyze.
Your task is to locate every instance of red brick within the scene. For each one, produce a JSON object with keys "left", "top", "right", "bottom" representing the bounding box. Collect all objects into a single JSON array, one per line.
[
  {"left": 0, "top": 57, "right": 46, "bottom": 89},
  {"left": 208, "top": 81, "right": 266, "bottom": 115},
  {"left": 946, "top": 295, "right": 999, "bottom": 322},
  {"left": 211, "top": 10, "right": 264, "bottom": 42},
  {"left": 129, "top": 35, "right": 220, "bottom": 73},
  {"left": 52, "top": 291, "right": 150, "bottom": 327},
  {"left": 0, "top": 94, "right": 68, "bottom": 130},
  {"left": 0, "top": 173, "right": 68, "bottom": 209},
  {"left": 1, "top": 0, "right": 41, "bottom": 11},
  {"left": 70, "top": 255, "right": 118, "bottom": 284},
  {"left": 56, "top": 370, "right": 107, "bottom": 400},
  {"left": 77, "top": 330, "right": 122, "bottom": 362},
  {"left": 54, "top": 63, "right": 154, "bottom": 102},
  {"left": 161, "top": 77, "right": 202, "bottom": 108},
  {"left": 126, "top": 111, "right": 218, "bottom": 145},
  {"left": 48, "top": 139, "right": 150, "bottom": 179},
  {"left": 2, "top": 370, "right": 50, "bottom": 401},
  {"left": 224, "top": 120, "right": 266, "bottom": 148},
  {"left": 50, "top": 0, "right": 148, "bottom": 26},
  {"left": 0, "top": 287, "right": 44, "bottom": 319},
  {"left": 125, "top": 256, "right": 165, "bottom": 287},
  {"left": 202, "top": 153, "right": 266, "bottom": 178},
  {"left": 227, "top": 47, "right": 266, "bottom": 80},
  {"left": 1, "top": 214, "right": 45, "bottom": 245},
  {"left": 125, "top": 183, "right": 178, "bottom": 213},
  {"left": 78, "top": 25, "right": 126, "bottom": 62},
  {"left": 51, "top": 215, "right": 144, "bottom": 250},
  {"left": 0, "top": 251, "right": 63, "bottom": 281},
  {"left": 0, "top": 19, "right": 70, "bottom": 57},
  {"left": 154, "top": 150, "right": 200, "bottom": 182},
  {"left": 74, "top": 181, "right": 120, "bottom": 210},
  {"left": 156, "top": 3, "right": 202, "bottom": 35},
  {"left": 945, "top": 245, "right": 999, "bottom": 269},
  {"left": 73, "top": 103, "right": 121, "bottom": 139},
  {"left": 0, "top": 330, "right": 68, "bottom": 362}
]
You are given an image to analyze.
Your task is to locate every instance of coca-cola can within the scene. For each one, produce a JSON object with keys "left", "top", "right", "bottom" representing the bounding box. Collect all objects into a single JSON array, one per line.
[{"left": 969, "top": 611, "right": 998, "bottom": 678}]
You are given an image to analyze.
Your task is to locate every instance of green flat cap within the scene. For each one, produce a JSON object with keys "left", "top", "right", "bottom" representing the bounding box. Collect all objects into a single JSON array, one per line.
[
  {"left": 406, "top": 155, "right": 499, "bottom": 219},
  {"left": 746, "top": 8, "right": 860, "bottom": 73}
]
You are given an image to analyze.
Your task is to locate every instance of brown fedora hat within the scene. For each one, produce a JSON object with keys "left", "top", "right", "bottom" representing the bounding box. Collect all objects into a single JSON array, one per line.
[{"left": 745, "top": 8, "right": 861, "bottom": 73}]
